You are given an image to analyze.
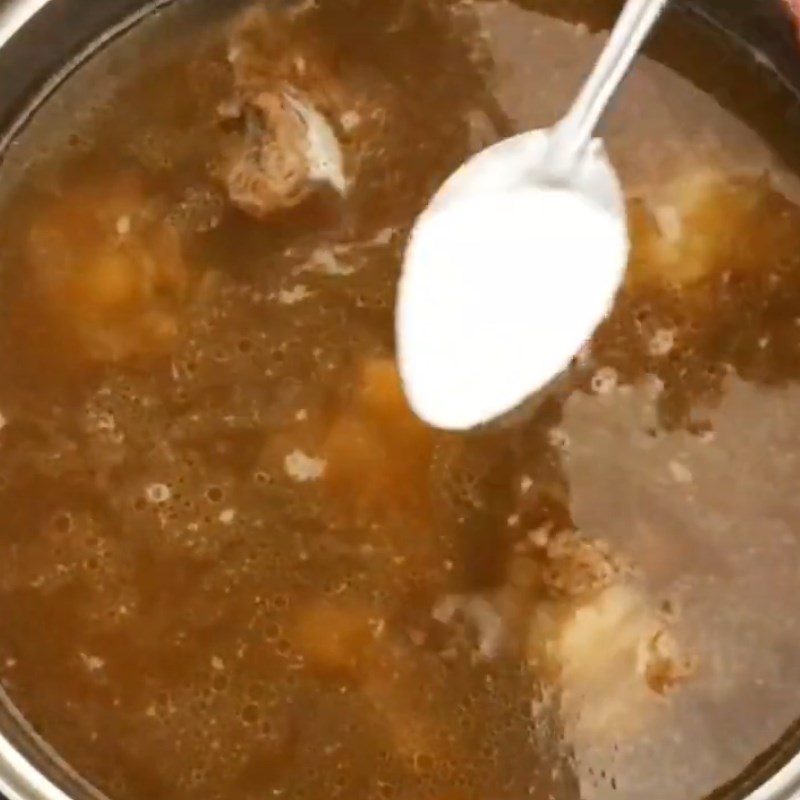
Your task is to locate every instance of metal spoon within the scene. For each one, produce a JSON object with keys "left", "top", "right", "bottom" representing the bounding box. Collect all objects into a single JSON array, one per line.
[{"left": 397, "top": 0, "right": 670, "bottom": 430}]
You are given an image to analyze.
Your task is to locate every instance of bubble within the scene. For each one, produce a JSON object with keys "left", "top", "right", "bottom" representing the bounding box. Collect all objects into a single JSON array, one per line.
[
  {"left": 273, "top": 594, "right": 289, "bottom": 610},
  {"left": 203, "top": 485, "right": 223, "bottom": 504},
  {"left": 263, "top": 621, "right": 282, "bottom": 642},
  {"left": 240, "top": 702, "right": 259, "bottom": 724},
  {"left": 51, "top": 512, "right": 73, "bottom": 534},
  {"left": 145, "top": 483, "right": 171, "bottom": 503},
  {"left": 591, "top": 366, "right": 618, "bottom": 395}
]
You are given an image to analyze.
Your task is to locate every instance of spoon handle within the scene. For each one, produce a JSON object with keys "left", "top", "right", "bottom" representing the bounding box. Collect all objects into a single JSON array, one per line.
[{"left": 550, "top": 0, "right": 670, "bottom": 168}]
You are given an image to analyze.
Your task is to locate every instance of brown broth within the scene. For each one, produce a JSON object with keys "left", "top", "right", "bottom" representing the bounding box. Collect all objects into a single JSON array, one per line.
[{"left": 0, "top": 2, "right": 800, "bottom": 800}]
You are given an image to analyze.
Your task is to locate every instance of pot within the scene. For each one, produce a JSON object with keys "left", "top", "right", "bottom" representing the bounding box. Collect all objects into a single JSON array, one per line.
[{"left": 0, "top": 1, "right": 799, "bottom": 800}]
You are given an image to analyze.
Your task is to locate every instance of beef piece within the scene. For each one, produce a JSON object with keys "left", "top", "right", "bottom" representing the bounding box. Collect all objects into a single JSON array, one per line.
[{"left": 219, "top": 6, "right": 349, "bottom": 219}]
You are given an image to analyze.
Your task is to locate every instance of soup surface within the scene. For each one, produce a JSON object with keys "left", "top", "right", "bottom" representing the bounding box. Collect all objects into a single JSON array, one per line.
[{"left": 1, "top": 2, "right": 800, "bottom": 800}]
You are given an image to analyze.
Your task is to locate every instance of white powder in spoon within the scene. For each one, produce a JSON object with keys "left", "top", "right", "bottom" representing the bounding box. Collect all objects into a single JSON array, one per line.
[{"left": 397, "top": 185, "right": 628, "bottom": 430}]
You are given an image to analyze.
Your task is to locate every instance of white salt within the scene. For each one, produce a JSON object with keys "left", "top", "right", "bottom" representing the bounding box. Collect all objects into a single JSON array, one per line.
[{"left": 397, "top": 186, "right": 626, "bottom": 430}]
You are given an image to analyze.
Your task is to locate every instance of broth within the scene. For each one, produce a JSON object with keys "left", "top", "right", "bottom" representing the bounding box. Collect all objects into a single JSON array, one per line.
[{"left": 0, "top": 2, "right": 800, "bottom": 800}]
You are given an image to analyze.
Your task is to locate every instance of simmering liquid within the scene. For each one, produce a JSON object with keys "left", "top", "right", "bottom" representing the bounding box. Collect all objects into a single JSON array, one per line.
[{"left": 1, "top": 2, "right": 800, "bottom": 800}]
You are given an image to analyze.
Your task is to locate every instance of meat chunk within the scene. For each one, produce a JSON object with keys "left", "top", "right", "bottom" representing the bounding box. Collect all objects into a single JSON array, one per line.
[
  {"left": 459, "top": 522, "right": 695, "bottom": 739},
  {"left": 627, "top": 171, "right": 798, "bottom": 288},
  {"left": 219, "top": 7, "right": 351, "bottom": 219},
  {"left": 222, "top": 90, "right": 346, "bottom": 220},
  {"left": 26, "top": 174, "right": 188, "bottom": 362},
  {"left": 292, "top": 598, "right": 446, "bottom": 765},
  {"left": 527, "top": 582, "right": 694, "bottom": 738},
  {"left": 323, "top": 359, "right": 433, "bottom": 523},
  {"left": 291, "top": 599, "right": 373, "bottom": 678}
]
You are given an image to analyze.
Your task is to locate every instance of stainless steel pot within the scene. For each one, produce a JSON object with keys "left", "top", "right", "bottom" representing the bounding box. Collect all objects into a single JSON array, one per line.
[{"left": 0, "top": 1, "right": 800, "bottom": 799}]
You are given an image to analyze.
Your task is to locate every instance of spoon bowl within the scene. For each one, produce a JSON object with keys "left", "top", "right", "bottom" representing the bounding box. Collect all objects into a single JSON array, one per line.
[{"left": 397, "top": 134, "right": 628, "bottom": 431}]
